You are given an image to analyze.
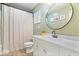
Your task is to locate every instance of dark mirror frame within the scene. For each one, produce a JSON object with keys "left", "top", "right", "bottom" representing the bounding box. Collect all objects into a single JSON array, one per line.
[{"left": 45, "top": 3, "right": 74, "bottom": 30}]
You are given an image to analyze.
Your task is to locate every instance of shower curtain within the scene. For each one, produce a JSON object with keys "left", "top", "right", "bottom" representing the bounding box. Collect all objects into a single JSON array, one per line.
[
  {"left": 0, "top": 4, "right": 2, "bottom": 55},
  {"left": 1, "top": 4, "right": 33, "bottom": 54}
]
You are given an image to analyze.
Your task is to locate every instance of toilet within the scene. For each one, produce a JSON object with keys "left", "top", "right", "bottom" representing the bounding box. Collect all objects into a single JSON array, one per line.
[{"left": 24, "top": 42, "right": 33, "bottom": 53}]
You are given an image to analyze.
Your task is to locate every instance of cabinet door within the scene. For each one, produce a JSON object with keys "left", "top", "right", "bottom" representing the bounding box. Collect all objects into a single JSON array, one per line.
[
  {"left": 60, "top": 47, "right": 79, "bottom": 56},
  {"left": 37, "top": 39, "right": 47, "bottom": 56},
  {"left": 37, "top": 39, "right": 60, "bottom": 56},
  {"left": 33, "top": 39, "right": 40, "bottom": 56},
  {"left": 33, "top": 39, "right": 47, "bottom": 56}
]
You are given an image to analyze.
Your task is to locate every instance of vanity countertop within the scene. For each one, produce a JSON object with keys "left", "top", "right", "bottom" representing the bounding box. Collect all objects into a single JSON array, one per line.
[{"left": 32, "top": 34, "right": 79, "bottom": 52}]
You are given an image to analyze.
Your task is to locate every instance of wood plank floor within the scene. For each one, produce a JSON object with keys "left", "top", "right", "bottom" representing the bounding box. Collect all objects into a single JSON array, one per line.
[{"left": 1, "top": 49, "right": 33, "bottom": 56}]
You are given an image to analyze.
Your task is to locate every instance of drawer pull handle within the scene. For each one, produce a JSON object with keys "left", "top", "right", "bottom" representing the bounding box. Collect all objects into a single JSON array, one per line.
[{"left": 43, "top": 49, "right": 47, "bottom": 53}]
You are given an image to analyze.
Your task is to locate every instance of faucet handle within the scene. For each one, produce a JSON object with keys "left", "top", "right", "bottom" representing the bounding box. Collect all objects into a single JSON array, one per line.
[{"left": 52, "top": 30, "right": 58, "bottom": 38}]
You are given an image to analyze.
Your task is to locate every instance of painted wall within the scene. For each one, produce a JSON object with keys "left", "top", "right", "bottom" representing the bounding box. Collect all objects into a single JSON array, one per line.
[
  {"left": 57, "top": 4, "right": 79, "bottom": 36},
  {"left": 33, "top": 3, "right": 79, "bottom": 36}
]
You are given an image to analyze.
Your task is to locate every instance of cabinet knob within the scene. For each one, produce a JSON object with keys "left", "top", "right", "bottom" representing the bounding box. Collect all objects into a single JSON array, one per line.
[{"left": 43, "top": 49, "right": 47, "bottom": 53}]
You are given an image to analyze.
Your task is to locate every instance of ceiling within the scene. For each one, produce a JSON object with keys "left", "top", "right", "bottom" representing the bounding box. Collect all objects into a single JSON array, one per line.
[{"left": 4, "top": 3, "right": 39, "bottom": 13}]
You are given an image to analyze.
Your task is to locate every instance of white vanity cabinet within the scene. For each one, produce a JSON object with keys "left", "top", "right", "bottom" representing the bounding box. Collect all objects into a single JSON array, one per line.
[{"left": 33, "top": 37, "right": 79, "bottom": 56}]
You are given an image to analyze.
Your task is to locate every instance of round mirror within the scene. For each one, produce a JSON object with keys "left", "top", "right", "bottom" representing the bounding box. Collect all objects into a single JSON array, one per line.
[{"left": 45, "top": 3, "right": 74, "bottom": 30}]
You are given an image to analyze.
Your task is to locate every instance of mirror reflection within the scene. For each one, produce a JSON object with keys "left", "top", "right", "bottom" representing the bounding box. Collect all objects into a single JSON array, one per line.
[{"left": 45, "top": 3, "right": 74, "bottom": 30}]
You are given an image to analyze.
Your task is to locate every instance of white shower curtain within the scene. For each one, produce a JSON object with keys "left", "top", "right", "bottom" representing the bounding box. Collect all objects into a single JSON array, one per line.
[{"left": 2, "top": 5, "right": 33, "bottom": 53}]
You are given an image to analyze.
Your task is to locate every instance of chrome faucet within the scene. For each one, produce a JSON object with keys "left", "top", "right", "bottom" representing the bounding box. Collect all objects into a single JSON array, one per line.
[{"left": 52, "top": 30, "right": 58, "bottom": 38}]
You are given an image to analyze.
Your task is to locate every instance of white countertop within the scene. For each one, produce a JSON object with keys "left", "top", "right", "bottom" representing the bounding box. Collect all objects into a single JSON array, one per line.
[{"left": 32, "top": 34, "right": 79, "bottom": 52}]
